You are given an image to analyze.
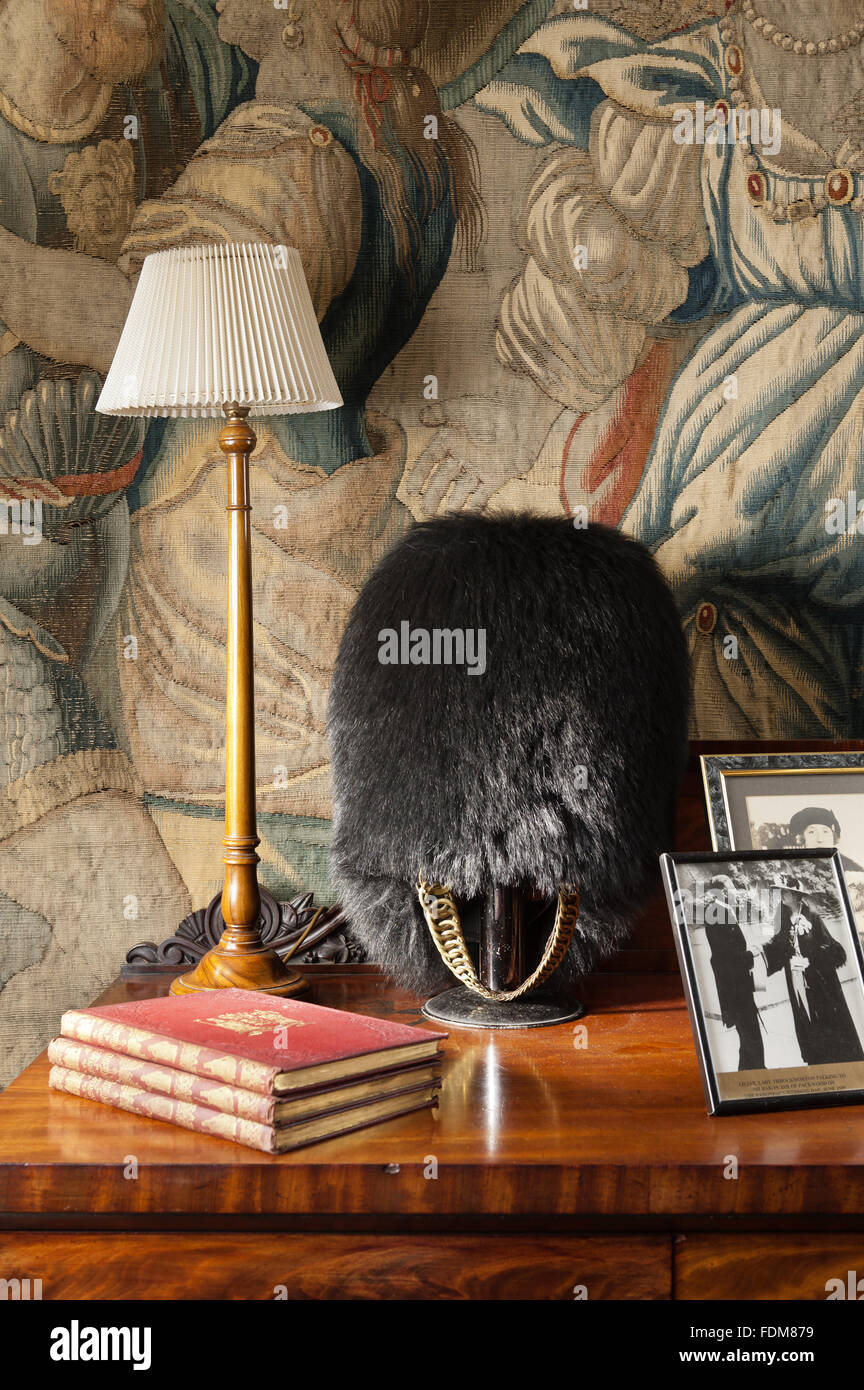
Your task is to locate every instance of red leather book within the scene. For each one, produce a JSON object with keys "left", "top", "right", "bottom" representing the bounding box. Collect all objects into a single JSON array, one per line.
[
  {"left": 47, "top": 1037, "right": 441, "bottom": 1126},
  {"left": 49, "top": 1065, "right": 441, "bottom": 1154},
  {"left": 59, "top": 989, "right": 445, "bottom": 1096}
]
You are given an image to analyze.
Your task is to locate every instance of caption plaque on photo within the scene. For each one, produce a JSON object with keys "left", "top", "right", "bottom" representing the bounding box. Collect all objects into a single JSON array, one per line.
[{"left": 661, "top": 849, "right": 864, "bottom": 1115}]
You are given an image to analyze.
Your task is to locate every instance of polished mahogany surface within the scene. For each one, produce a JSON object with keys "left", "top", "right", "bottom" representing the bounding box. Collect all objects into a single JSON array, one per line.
[{"left": 3, "top": 967, "right": 864, "bottom": 1226}]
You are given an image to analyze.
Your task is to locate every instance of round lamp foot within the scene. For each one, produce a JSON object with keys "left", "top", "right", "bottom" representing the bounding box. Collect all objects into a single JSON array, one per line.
[{"left": 169, "top": 945, "right": 307, "bottom": 997}]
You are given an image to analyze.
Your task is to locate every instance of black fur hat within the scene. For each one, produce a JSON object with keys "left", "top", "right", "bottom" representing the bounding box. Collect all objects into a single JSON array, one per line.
[{"left": 328, "top": 513, "right": 690, "bottom": 990}]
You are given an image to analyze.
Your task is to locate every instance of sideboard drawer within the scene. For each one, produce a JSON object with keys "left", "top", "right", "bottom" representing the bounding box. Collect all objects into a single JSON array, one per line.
[
  {"left": 676, "top": 1234, "right": 864, "bottom": 1301},
  {"left": 0, "top": 1231, "right": 670, "bottom": 1300}
]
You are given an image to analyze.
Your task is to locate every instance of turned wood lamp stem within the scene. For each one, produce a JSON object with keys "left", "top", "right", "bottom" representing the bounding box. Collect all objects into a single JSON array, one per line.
[
  {"left": 222, "top": 408, "right": 262, "bottom": 948},
  {"left": 170, "top": 407, "right": 306, "bottom": 997}
]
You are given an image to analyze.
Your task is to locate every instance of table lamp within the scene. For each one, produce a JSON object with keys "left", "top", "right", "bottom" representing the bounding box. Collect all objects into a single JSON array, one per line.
[{"left": 97, "top": 242, "right": 342, "bottom": 997}]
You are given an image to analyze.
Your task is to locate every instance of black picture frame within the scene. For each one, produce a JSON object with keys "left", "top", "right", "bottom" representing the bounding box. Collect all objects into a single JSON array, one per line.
[
  {"left": 701, "top": 751, "right": 864, "bottom": 934},
  {"left": 661, "top": 848, "right": 864, "bottom": 1116}
]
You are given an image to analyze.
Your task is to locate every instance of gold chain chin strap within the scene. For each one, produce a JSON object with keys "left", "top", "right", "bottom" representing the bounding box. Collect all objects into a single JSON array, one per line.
[{"left": 417, "top": 876, "right": 580, "bottom": 1002}]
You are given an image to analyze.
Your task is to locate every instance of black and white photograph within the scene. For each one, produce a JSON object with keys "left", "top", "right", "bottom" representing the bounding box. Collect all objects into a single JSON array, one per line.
[
  {"left": 701, "top": 753, "right": 864, "bottom": 934},
  {"left": 661, "top": 850, "right": 864, "bottom": 1114}
]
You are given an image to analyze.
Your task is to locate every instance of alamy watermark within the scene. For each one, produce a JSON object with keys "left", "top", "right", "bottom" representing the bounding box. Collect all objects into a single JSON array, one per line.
[
  {"left": 673, "top": 102, "right": 782, "bottom": 157},
  {"left": 50, "top": 1321, "right": 151, "bottom": 1370},
  {"left": 378, "top": 622, "right": 486, "bottom": 676},
  {"left": 0, "top": 498, "right": 42, "bottom": 545},
  {"left": 0, "top": 1276, "right": 42, "bottom": 1299},
  {"left": 675, "top": 886, "right": 781, "bottom": 929},
  {"left": 826, "top": 491, "right": 864, "bottom": 534}
]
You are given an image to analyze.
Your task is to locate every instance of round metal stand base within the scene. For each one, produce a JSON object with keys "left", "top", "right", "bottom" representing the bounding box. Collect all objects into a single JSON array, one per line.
[{"left": 421, "top": 985, "right": 585, "bottom": 1030}]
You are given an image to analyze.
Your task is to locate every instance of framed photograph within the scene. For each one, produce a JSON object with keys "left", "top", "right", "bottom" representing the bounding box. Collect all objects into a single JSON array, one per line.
[
  {"left": 661, "top": 849, "right": 864, "bottom": 1115},
  {"left": 701, "top": 752, "right": 864, "bottom": 934}
]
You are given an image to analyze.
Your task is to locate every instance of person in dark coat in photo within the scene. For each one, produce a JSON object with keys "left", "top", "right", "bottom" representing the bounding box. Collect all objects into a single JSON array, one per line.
[
  {"left": 763, "top": 876, "right": 864, "bottom": 1067},
  {"left": 702, "top": 874, "right": 765, "bottom": 1072}
]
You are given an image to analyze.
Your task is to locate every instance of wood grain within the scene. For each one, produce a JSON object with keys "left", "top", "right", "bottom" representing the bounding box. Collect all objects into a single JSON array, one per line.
[
  {"left": 0, "top": 1232, "right": 670, "bottom": 1300},
  {"left": 676, "top": 1233, "right": 864, "bottom": 1301},
  {"left": 4, "top": 969, "right": 864, "bottom": 1222}
]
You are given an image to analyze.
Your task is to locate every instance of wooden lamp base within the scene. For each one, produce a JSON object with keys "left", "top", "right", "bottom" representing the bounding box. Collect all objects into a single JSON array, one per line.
[
  {"left": 169, "top": 898, "right": 308, "bottom": 996},
  {"left": 169, "top": 936, "right": 306, "bottom": 998}
]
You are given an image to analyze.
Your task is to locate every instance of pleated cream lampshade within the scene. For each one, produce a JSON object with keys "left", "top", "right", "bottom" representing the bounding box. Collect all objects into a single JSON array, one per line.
[{"left": 96, "top": 242, "right": 342, "bottom": 419}]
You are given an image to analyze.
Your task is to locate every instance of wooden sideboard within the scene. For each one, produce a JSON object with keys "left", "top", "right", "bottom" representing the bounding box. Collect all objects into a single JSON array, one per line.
[
  {"left": 3, "top": 740, "right": 864, "bottom": 1300},
  {"left": 4, "top": 967, "right": 864, "bottom": 1300}
]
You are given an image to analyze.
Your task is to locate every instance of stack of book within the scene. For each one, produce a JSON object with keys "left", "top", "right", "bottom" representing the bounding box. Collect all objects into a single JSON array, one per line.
[{"left": 48, "top": 988, "right": 445, "bottom": 1153}]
